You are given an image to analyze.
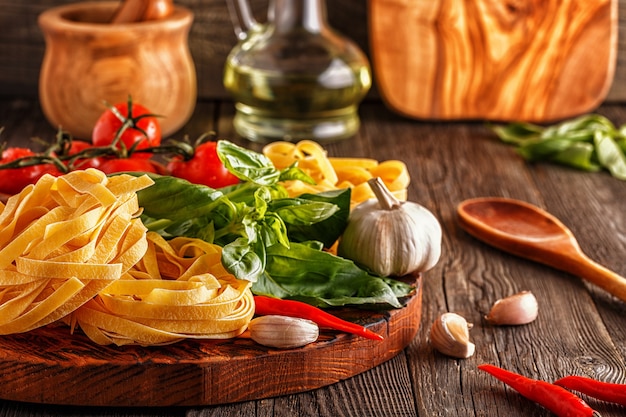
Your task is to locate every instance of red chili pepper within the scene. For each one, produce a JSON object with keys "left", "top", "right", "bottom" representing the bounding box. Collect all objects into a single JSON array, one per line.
[
  {"left": 554, "top": 375, "right": 626, "bottom": 407},
  {"left": 478, "top": 364, "right": 600, "bottom": 417},
  {"left": 253, "top": 295, "right": 384, "bottom": 341}
]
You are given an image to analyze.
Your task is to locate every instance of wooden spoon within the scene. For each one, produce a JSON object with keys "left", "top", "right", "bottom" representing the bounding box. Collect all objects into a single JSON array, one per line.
[{"left": 457, "top": 197, "right": 626, "bottom": 303}]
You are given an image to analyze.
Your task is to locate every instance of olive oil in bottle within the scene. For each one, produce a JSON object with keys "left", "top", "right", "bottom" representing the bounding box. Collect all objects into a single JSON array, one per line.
[{"left": 223, "top": 0, "right": 371, "bottom": 143}]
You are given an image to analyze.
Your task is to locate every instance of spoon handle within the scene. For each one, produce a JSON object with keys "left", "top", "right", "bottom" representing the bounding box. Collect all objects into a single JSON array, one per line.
[{"left": 567, "top": 251, "right": 626, "bottom": 303}]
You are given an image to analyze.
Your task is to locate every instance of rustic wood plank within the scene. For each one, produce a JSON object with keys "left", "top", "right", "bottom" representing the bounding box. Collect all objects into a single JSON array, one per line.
[
  {"left": 3, "top": 0, "right": 626, "bottom": 107},
  {"left": 188, "top": 357, "right": 418, "bottom": 416},
  {"left": 216, "top": 354, "right": 418, "bottom": 417},
  {"left": 0, "top": 98, "right": 55, "bottom": 146},
  {"left": 308, "top": 352, "right": 418, "bottom": 416}
]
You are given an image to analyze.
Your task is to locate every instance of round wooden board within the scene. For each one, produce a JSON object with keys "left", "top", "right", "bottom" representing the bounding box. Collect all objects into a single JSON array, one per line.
[{"left": 0, "top": 276, "right": 422, "bottom": 407}]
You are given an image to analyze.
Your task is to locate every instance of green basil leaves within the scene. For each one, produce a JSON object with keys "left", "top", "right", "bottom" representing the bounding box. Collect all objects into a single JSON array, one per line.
[
  {"left": 492, "top": 114, "right": 626, "bottom": 180},
  {"left": 132, "top": 140, "right": 413, "bottom": 308}
]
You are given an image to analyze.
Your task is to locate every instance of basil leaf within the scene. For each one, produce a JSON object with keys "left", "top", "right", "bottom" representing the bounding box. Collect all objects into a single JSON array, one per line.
[
  {"left": 543, "top": 114, "right": 614, "bottom": 138},
  {"left": 271, "top": 200, "right": 339, "bottom": 226},
  {"left": 217, "top": 140, "right": 281, "bottom": 185},
  {"left": 517, "top": 138, "right": 576, "bottom": 160},
  {"left": 279, "top": 164, "right": 316, "bottom": 184},
  {"left": 260, "top": 213, "right": 290, "bottom": 248},
  {"left": 490, "top": 122, "right": 543, "bottom": 145},
  {"left": 222, "top": 237, "right": 265, "bottom": 282},
  {"left": 594, "top": 130, "right": 626, "bottom": 180},
  {"left": 274, "top": 188, "right": 351, "bottom": 248},
  {"left": 135, "top": 174, "right": 237, "bottom": 239},
  {"left": 550, "top": 142, "right": 601, "bottom": 172},
  {"left": 252, "top": 242, "right": 414, "bottom": 308}
]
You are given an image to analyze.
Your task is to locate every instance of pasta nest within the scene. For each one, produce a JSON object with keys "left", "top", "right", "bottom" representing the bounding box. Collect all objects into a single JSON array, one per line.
[{"left": 0, "top": 169, "right": 253, "bottom": 346}]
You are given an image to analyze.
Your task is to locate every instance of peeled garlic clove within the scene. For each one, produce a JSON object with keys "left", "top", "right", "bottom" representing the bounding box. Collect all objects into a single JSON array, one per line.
[
  {"left": 485, "top": 291, "right": 539, "bottom": 326},
  {"left": 430, "top": 312, "right": 475, "bottom": 359},
  {"left": 248, "top": 315, "right": 319, "bottom": 349}
]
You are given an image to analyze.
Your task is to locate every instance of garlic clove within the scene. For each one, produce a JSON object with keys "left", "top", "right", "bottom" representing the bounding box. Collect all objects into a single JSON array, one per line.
[
  {"left": 485, "top": 290, "right": 539, "bottom": 326},
  {"left": 429, "top": 312, "right": 475, "bottom": 359},
  {"left": 248, "top": 315, "right": 319, "bottom": 349}
]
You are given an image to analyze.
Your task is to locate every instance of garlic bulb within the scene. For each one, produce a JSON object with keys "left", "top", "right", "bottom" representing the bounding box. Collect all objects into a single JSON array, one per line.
[
  {"left": 248, "top": 315, "right": 319, "bottom": 348},
  {"left": 337, "top": 177, "right": 442, "bottom": 277},
  {"left": 485, "top": 291, "right": 539, "bottom": 326},
  {"left": 430, "top": 312, "right": 475, "bottom": 359}
]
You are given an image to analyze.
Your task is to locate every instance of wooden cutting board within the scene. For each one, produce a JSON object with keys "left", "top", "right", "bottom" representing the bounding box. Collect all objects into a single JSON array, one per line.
[
  {"left": 368, "top": 0, "right": 617, "bottom": 122},
  {"left": 0, "top": 275, "right": 421, "bottom": 407}
]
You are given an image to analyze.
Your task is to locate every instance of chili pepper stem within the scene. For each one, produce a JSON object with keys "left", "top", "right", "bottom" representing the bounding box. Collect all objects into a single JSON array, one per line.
[{"left": 253, "top": 295, "right": 384, "bottom": 341}]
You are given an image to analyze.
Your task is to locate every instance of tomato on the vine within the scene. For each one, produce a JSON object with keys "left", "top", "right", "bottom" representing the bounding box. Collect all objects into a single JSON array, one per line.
[
  {"left": 167, "top": 141, "right": 239, "bottom": 188},
  {"left": 67, "top": 140, "right": 92, "bottom": 155},
  {"left": 92, "top": 100, "right": 161, "bottom": 158},
  {"left": 98, "top": 158, "right": 168, "bottom": 175},
  {"left": 65, "top": 140, "right": 105, "bottom": 170},
  {"left": 0, "top": 147, "right": 63, "bottom": 195}
]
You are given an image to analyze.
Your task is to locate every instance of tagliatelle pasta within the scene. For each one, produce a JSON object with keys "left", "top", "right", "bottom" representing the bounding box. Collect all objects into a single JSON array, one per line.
[
  {"left": 71, "top": 232, "right": 254, "bottom": 346},
  {"left": 0, "top": 169, "right": 153, "bottom": 334},
  {"left": 0, "top": 169, "right": 254, "bottom": 346},
  {"left": 263, "top": 140, "right": 410, "bottom": 206}
]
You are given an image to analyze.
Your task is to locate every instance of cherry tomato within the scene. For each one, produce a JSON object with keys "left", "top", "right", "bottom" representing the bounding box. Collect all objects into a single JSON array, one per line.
[
  {"left": 0, "top": 147, "right": 62, "bottom": 195},
  {"left": 98, "top": 158, "right": 167, "bottom": 175},
  {"left": 166, "top": 141, "right": 239, "bottom": 188},
  {"left": 92, "top": 101, "right": 161, "bottom": 158},
  {"left": 65, "top": 140, "right": 106, "bottom": 170},
  {"left": 68, "top": 140, "right": 92, "bottom": 154}
]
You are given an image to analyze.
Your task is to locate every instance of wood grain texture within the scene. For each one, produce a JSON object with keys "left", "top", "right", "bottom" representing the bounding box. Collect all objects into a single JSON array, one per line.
[
  {"left": 6, "top": 0, "right": 626, "bottom": 108},
  {"left": 369, "top": 0, "right": 618, "bottom": 122},
  {"left": 1, "top": 99, "right": 626, "bottom": 416},
  {"left": 0, "top": 276, "right": 421, "bottom": 407}
]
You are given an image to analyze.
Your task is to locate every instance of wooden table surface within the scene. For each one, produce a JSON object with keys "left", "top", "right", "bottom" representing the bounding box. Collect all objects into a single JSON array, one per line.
[{"left": 1, "top": 97, "right": 625, "bottom": 416}]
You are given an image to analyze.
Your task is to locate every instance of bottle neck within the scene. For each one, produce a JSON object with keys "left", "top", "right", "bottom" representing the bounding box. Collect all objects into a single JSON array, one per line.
[{"left": 269, "top": 0, "right": 328, "bottom": 33}]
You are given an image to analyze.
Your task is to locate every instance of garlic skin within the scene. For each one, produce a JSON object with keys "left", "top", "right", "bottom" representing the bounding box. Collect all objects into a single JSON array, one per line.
[
  {"left": 337, "top": 177, "right": 442, "bottom": 277},
  {"left": 485, "top": 291, "right": 539, "bottom": 326},
  {"left": 430, "top": 312, "right": 475, "bottom": 359},
  {"left": 248, "top": 315, "right": 319, "bottom": 348}
]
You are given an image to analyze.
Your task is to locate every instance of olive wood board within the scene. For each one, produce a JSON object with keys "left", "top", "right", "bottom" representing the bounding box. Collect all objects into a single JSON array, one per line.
[
  {"left": 0, "top": 275, "right": 422, "bottom": 407},
  {"left": 368, "top": 0, "right": 617, "bottom": 122}
]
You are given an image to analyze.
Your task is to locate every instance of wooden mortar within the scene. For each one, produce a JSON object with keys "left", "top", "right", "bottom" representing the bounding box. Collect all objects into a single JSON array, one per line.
[{"left": 38, "top": 1, "right": 197, "bottom": 139}]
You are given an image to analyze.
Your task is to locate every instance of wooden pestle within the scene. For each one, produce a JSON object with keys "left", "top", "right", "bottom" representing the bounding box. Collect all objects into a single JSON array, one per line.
[{"left": 111, "top": 0, "right": 173, "bottom": 23}]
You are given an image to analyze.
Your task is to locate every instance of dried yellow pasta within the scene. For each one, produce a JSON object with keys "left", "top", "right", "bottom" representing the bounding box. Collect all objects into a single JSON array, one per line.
[
  {"left": 0, "top": 169, "right": 153, "bottom": 335},
  {"left": 71, "top": 232, "right": 254, "bottom": 346},
  {"left": 0, "top": 169, "right": 254, "bottom": 346},
  {"left": 263, "top": 140, "right": 410, "bottom": 207}
]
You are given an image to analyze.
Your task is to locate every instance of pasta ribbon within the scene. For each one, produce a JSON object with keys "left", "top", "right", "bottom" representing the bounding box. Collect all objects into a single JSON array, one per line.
[
  {"left": 0, "top": 169, "right": 153, "bottom": 334},
  {"left": 263, "top": 140, "right": 410, "bottom": 206},
  {"left": 71, "top": 232, "right": 254, "bottom": 346},
  {"left": 0, "top": 169, "right": 254, "bottom": 346}
]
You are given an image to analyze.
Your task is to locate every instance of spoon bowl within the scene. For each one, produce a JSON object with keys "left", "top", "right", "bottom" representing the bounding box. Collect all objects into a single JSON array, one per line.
[{"left": 457, "top": 197, "right": 626, "bottom": 303}]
